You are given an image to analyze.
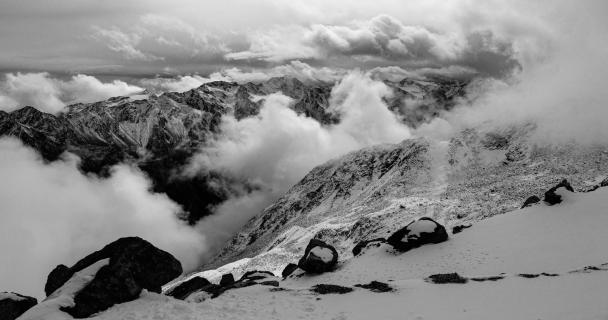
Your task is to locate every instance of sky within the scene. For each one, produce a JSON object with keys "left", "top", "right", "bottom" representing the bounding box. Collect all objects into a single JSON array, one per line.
[{"left": 0, "top": 0, "right": 556, "bottom": 79}]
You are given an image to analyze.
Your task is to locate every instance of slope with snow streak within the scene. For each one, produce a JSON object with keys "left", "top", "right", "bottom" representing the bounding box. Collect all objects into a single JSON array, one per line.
[{"left": 92, "top": 188, "right": 608, "bottom": 320}]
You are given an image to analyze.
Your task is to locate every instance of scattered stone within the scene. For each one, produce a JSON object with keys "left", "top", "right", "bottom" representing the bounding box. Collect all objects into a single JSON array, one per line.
[
  {"left": 46, "top": 237, "right": 182, "bottom": 318},
  {"left": 543, "top": 179, "right": 574, "bottom": 205},
  {"left": 310, "top": 284, "right": 353, "bottom": 295},
  {"left": 521, "top": 195, "right": 541, "bottom": 208},
  {"left": 352, "top": 238, "right": 386, "bottom": 256},
  {"left": 298, "top": 239, "right": 338, "bottom": 274},
  {"left": 470, "top": 276, "right": 505, "bottom": 282},
  {"left": 426, "top": 273, "right": 468, "bottom": 284},
  {"left": 281, "top": 263, "right": 299, "bottom": 278},
  {"left": 219, "top": 273, "right": 235, "bottom": 287},
  {"left": 452, "top": 224, "right": 472, "bottom": 234},
  {"left": 387, "top": 217, "right": 448, "bottom": 253},
  {"left": 239, "top": 270, "right": 275, "bottom": 282},
  {"left": 0, "top": 292, "right": 37, "bottom": 320},
  {"left": 541, "top": 273, "right": 559, "bottom": 277},
  {"left": 354, "top": 281, "right": 393, "bottom": 293},
  {"left": 166, "top": 277, "right": 212, "bottom": 300},
  {"left": 518, "top": 273, "right": 540, "bottom": 278}
]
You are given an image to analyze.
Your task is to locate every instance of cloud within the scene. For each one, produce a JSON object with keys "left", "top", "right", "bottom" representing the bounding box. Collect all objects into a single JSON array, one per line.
[
  {"left": 0, "top": 138, "right": 205, "bottom": 298},
  {"left": 186, "top": 72, "right": 411, "bottom": 256},
  {"left": 92, "top": 26, "right": 163, "bottom": 61},
  {"left": 0, "top": 72, "right": 143, "bottom": 113}
]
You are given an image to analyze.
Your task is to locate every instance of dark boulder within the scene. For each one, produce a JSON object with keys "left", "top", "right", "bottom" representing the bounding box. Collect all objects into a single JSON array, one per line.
[
  {"left": 352, "top": 238, "right": 386, "bottom": 256},
  {"left": 281, "top": 263, "right": 299, "bottom": 278},
  {"left": 426, "top": 273, "right": 468, "bottom": 284},
  {"left": 387, "top": 217, "right": 448, "bottom": 252},
  {"left": 354, "top": 281, "right": 393, "bottom": 293},
  {"left": 452, "top": 224, "right": 472, "bottom": 234},
  {"left": 239, "top": 270, "right": 275, "bottom": 282},
  {"left": 600, "top": 177, "right": 608, "bottom": 188},
  {"left": 521, "top": 195, "right": 541, "bottom": 208},
  {"left": 310, "top": 284, "right": 353, "bottom": 294},
  {"left": 297, "top": 239, "right": 338, "bottom": 274},
  {"left": 43, "top": 237, "right": 182, "bottom": 318},
  {"left": 543, "top": 179, "right": 574, "bottom": 205},
  {"left": 0, "top": 292, "right": 37, "bottom": 320},
  {"left": 166, "top": 277, "right": 211, "bottom": 300},
  {"left": 219, "top": 273, "right": 235, "bottom": 287}
]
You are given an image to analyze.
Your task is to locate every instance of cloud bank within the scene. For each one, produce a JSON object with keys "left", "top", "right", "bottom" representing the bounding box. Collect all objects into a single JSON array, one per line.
[
  {"left": 0, "top": 72, "right": 143, "bottom": 113},
  {"left": 0, "top": 138, "right": 204, "bottom": 298}
]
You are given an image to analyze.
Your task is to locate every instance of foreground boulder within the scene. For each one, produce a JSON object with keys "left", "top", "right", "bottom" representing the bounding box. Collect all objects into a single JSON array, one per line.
[
  {"left": 0, "top": 292, "right": 37, "bottom": 320},
  {"left": 45, "top": 237, "right": 182, "bottom": 318},
  {"left": 543, "top": 179, "right": 574, "bottom": 205},
  {"left": 166, "top": 277, "right": 212, "bottom": 300},
  {"left": 219, "top": 273, "right": 235, "bottom": 287},
  {"left": 352, "top": 238, "right": 386, "bottom": 256},
  {"left": 387, "top": 217, "right": 448, "bottom": 252},
  {"left": 298, "top": 239, "right": 338, "bottom": 274}
]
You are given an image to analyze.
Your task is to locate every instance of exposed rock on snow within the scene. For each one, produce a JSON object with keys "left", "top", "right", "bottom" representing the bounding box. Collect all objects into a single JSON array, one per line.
[
  {"left": 426, "top": 273, "right": 468, "bottom": 284},
  {"left": 310, "top": 284, "right": 353, "bottom": 295},
  {"left": 451, "top": 224, "right": 472, "bottom": 234},
  {"left": 352, "top": 238, "right": 386, "bottom": 256},
  {"left": 386, "top": 217, "right": 448, "bottom": 252},
  {"left": 521, "top": 195, "right": 541, "bottom": 208},
  {"left": 0, "top": 292, "right": 37, "bottom": 320},
  {"left": 44, "top": 237, "right": 182, "bottom": 318},
  {"left": 543, "top": 179, "right": 574, "bottom": 205},
  {"left": 166, "top": 277, "right": 212, "bottom": 300},
  {"left": 219, "top": 274, "right": 235, "bottom": 287},
  {"left": 354, "top": 281, "right": 393, "bottom": 293},
  {"left": 297, "top": 239, "right": 338, "bottom": 274},
  {"left": 281, "top": 263, "right": 299, "bottom": 278}
]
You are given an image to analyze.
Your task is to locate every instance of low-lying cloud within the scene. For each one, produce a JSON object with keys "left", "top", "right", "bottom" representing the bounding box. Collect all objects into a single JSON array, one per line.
[
  {"left": 0, "top": 72, "right": 143, "bottom": 113},
  {"left": 187, "top": 72, "right": 411, "bottom": 255},
  {"left": 0, "top": 138, "right": 204, "bottom": 298}
]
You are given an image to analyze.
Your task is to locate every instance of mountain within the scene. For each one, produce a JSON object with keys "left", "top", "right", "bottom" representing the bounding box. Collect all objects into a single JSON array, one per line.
[{"left": 0, "top": 76, "right": 467, "bottom": 223}]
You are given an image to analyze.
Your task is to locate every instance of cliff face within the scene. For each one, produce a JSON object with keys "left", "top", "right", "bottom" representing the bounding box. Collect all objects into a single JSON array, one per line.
[{"left": 0, "top": 76, "right": 467, "bottom": 223}]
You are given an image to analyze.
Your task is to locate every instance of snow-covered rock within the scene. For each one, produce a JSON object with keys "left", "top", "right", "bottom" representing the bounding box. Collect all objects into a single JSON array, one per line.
[
  {"left": 386, "top": 217, "right": 448, "bottom": 252},
  {"left": 0, "top": 292, "right": 37, "bottom": 320},
  {"left": 297, "top": 239, "right": 338, "bottom": 274}
]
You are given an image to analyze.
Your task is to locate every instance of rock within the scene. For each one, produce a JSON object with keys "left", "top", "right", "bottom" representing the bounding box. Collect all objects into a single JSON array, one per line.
[
  {"left": 0, "top": 292, "right": 37, "bottom": 320},
  {"left": 219, "top": 273, "right": 235, "bottom": 287},
  {"left": 354, "top": 281, "right": 393, "bottom": 293},
  {"left": 44, "top": 237, "right": 182, "bottom": 318},
  {"left": 352, "top": 238, "right": 386, "bottom": 256},
  {"left": 543, "top": 179, "right": 574, "bottom": 205},
  {"left": 518, "top": 273, "right": 540, "bottom": 278},
  {"left": 521, "top": 195, "right": 541, "bottom": 208},
  {"left": 297, "top": 239, "right": 338, "bottom": 274},
  {"left": 470, "top": 276, "right": 504, "bottom": 282},
  {"left": 259, "top": 280, "right": 280, "bottom": 287},
  {"left": 281, "top": 263, "right": 299, "bottom": 278},
  {"left": 166, "top": 277, "right": 212, "bottom": 300},
  {"left": 452, "top": 224, "right": 472, "bottom": 234},
  {"left": 239, "top": 270, "right": 275, "bottom": 281},
  {"left": 426, "top": 273, "right": 468, "bottom": 284},
  {"left": 600, "top": 177, "right": 608, "bottom": 187},
  {"left": 310, "top": 284, "right": 353, "bottom": 294},
  {"left": 387, "top": 217, "right": 448, "bottom": 252}
]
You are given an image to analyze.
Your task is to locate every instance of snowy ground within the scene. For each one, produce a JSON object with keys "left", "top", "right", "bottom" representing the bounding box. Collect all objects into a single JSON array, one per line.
[{"left": 52, "top": 187, "right": 608, "bottom": 320}]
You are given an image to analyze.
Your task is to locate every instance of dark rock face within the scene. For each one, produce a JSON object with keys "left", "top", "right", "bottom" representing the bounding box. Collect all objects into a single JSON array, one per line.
[
  {"left": 452, "top": 224, "right": 472, "bottom": 234},
  {"left": 426, "top": 273, "right": 468, "bottom": 284},
  {"left": 219, "top": 273, "right": 235, "bottom": 287},
  {"left": 543, "top": 179, "right": 574, "bottom": 205},
  {"left": 43, "top": 237, "right": 182, "bottom": 318},
  {"left": 352, "top": 238, "right": 386, "bottom": 256},
  {"left": 166, "top": 277, "right": 211, "bottom": 300},
  {"left": 310, "top": 284, "right": 353, "bottom": 295},
  {"left": 0, "top": 293, "right": 37, "bottom": 320},
  {"left": 298, "top": 239, "right": 338, "bottom": 274},
  {"left": 521, "top": 195, "right": 541, "bottom": 208},
  {"left": 387, "top": 217, "right": 448, "bottom": 252},
  {"left": 281, "top": 263, "right": 299, "bottom": 278},
  {"left": 354, "top": 281, "right": 393, "bottom": 293}
]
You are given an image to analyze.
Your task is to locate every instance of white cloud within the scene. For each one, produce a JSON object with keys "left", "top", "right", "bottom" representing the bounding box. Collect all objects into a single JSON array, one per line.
[
  {"left": 0, "top": 138, "right": 205, "bottom": 298},
  {"left": 92, "top": 26, "right": 163, "bottom": 61},
  {"left": 0, "top": 72, "right": 143, "bottom": 113}
]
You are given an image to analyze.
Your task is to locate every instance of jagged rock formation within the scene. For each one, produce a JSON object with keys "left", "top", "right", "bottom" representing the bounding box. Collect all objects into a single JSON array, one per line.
[
  {"left": 0, "top": 292, "right": 37, "bottom": 320},
  {"left": 0, "top": 76, "right": 466, "bottom": 223}
]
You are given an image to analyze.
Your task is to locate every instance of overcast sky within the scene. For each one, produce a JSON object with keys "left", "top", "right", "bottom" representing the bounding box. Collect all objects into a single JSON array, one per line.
[{"left": 0, "top": 0, "right": 570, "bottom": 79}]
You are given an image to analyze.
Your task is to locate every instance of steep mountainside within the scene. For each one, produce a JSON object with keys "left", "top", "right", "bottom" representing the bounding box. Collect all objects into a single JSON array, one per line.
[
  {"left": 206, "top": 125, "right": 608, "bottom": 271},
  {"left": 0, "top": 76, "right": 467, "bottom": 223}
]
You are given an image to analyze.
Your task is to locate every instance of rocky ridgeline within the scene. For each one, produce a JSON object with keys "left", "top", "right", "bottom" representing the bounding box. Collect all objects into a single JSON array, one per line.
[{"left": 0, "top": 76, "right": 466, "bottom": 224}]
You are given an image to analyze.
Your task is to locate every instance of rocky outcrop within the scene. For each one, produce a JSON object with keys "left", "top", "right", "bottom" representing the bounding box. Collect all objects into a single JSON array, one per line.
[
  {"left": 352, "top": 238, "right": 386, "bottom": 256},
  {"left": 219, "top": 273, "right": 235, "bottom": 287},
  {"left": 387, "top": 217, "right": 448, "bottom": 252},
  {"left": 543, "top": 179, "right": 574, "bottom": 205},
  {"left": 44, "top": 237, "right": 182, "bottom": 318},
  {"left": 310, "top": 284, "right": 353, "bottom": 295},
  {"left": 166, "top": 277, "right": 212, "bottom": 300},
  {"left": 0, "top": 292, "right": 37, "bottom": 320},
  {"left": 281, "top": 263, "right": 299, "bottom": 278},
  {"left": 298, "top": 239, "right": 338, "bottom": 274},
  {"left": 354, "top": 281, "right": 393, "bottom": 293},
  {"left": 521, "top": 195, "right": 541, "bottom": 208},
  {"left": 426, "top": 273, "right": 468, "bottom": 284}
]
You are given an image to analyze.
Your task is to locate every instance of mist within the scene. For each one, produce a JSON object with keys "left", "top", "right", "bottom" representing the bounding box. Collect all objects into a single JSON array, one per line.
[
  {"left": 0, "top": 138, "right": 204, "bottom": 298},
  {"left": 187, "top": 72, "right": 411, "bottom": 257}
]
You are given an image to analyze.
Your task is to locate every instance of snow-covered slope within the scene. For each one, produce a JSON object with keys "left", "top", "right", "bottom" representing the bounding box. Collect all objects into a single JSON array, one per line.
[{"left": 83, "top": 187, "right": 608, "bottom": 320}]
